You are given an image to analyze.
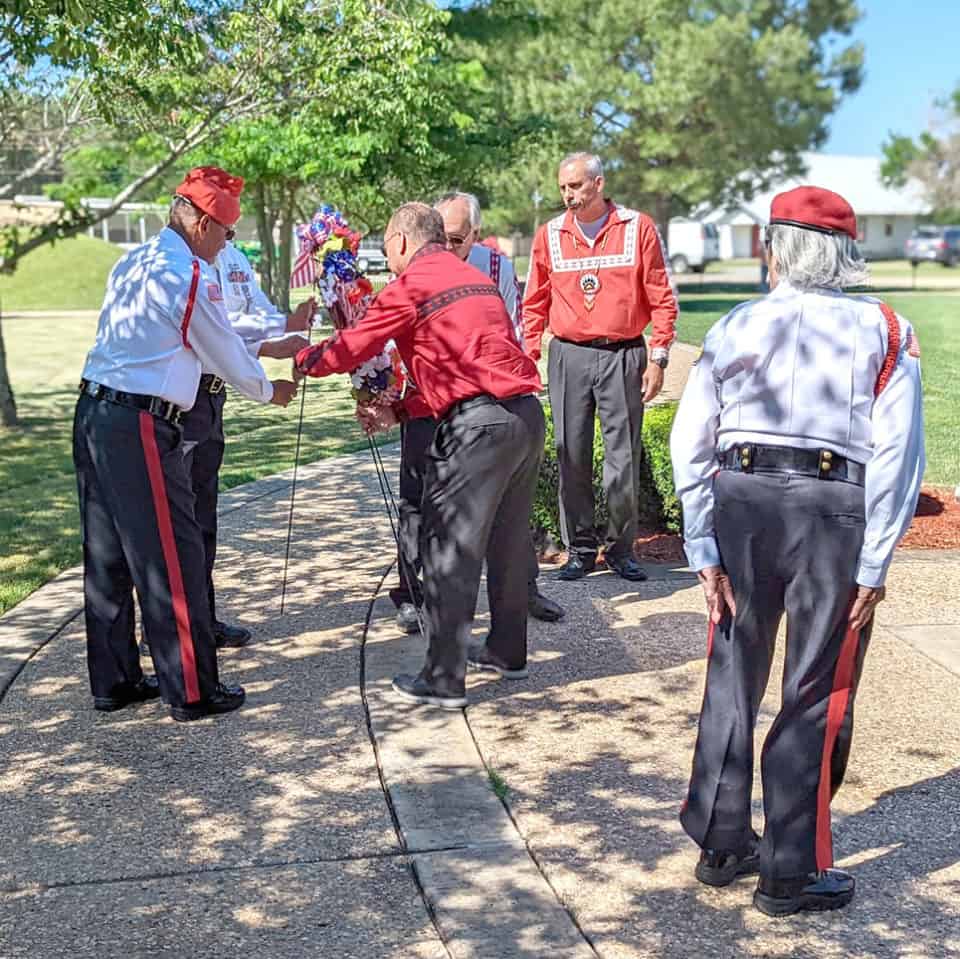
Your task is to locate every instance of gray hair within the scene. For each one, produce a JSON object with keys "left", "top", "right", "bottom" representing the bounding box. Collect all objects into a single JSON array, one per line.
[
  {"left": 434, "top": 191, "right": 482, "bottom": 229},
  {"left": 766, "top": 223, "right": 869, "bottom": 290},
  {"left": 169, "top": 194, "right": 200, "bottom": 224},
  {"left": 389, "top": 202, "right": 446, "bottom": 247},
  {"left": 559, "top": 152, "right": 603, "bottom": 179}
]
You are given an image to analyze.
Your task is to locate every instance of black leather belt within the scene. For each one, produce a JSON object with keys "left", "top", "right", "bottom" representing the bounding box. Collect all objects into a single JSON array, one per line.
[
  {"left": 555, "top": 334, "right": 646, "bottom": 350},
  {"left": 718, "top": 443, "right": 866, "bottom": 486},
  {"left": 199, "top": 373, "right": 225, "bottom": 394},
  {"left": 446, "top": 393, "right": 498, "bottom": 418},
  {"left": 79, "top": 379, "right": 183, "bottom": 426}
]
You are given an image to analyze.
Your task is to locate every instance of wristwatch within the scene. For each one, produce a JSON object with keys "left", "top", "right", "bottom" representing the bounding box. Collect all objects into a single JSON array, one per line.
[{"left": 652, "top": 355, "right": 669, "bottom": 370}]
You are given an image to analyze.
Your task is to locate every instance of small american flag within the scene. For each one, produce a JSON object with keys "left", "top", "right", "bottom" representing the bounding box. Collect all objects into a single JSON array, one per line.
[{"left": 289, "top": 241, "right": 316, "bottom": 289}]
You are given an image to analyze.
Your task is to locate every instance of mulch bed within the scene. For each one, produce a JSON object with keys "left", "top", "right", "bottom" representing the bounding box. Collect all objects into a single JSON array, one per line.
[
  {"left": 539, "top": 485, "right": 960, "bottom": 567},
  {"left": 900, "top": 485, "right": 960, "bottom": 549}
]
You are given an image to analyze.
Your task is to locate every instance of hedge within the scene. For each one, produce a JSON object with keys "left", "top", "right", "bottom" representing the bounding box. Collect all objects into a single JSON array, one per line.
[{"left": 532, "top": 401, "right": 680, "bottom": 547}]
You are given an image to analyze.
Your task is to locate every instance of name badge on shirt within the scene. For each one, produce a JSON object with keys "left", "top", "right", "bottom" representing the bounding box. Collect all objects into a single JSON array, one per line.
[{"left": 207, "top": 283, "right": 224, "bottom": 303}]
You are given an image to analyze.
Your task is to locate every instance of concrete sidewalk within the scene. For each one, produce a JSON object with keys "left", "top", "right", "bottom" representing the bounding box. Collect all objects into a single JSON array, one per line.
[{"left": 1, "top": 445, "right": 959, "bottom": 958}]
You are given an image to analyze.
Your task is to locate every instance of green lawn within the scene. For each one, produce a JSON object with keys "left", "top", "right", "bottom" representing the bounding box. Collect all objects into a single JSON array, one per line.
[
  {"left": 0, "top": 236, "right": 124, "bottom": 311},
  {"left": 0, "top": 314, "right": 396, "bottom": 614},
  {"left": 679, "top": 291, "right": 958, "bottom": 487},
  {"left": 0, "top": 279, "right": 956, "bottom": 615}
]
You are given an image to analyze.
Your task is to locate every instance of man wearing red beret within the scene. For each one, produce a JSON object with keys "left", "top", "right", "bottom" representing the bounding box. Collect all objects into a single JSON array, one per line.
[
  {"left": 671, "top": 186, "right": 925, "bottom": 915},
  {"left": 74, "top": 166, "right": 298, "bottom": 721}
]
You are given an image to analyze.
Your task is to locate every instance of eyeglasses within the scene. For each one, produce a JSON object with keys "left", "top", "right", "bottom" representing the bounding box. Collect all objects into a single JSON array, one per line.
[
  {"left": 175, "top": 194, "right": 237, "bottom": 241},
  {"left": 445, "top": 230, "right": 473, "bottom": 248},
  {"left": 380, "top": 231, "right": 400, "bottom": 257}
]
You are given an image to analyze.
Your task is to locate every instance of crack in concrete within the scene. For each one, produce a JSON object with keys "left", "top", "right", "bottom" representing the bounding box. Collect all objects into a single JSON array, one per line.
[{"left": 0, "top": 842, "right": 502, "bottom": 898}]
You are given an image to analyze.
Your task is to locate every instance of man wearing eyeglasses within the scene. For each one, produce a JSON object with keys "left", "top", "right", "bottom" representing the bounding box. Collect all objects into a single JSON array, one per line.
[
  {"left": 436, "top": 192, "right": 564, "bottom": 623},
  {"left": 296, "top": 202, "right": 545, "bottom": 709},
  {"left": 74, "top": 165, "right": 299, "bottom": 721}
]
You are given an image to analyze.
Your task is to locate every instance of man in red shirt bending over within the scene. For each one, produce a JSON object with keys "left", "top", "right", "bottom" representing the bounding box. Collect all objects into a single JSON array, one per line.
[
  {"left": 524, "top": 152, "right": 678, "bottom": 582},
  {"left": 295, "top": 202, "right": 545, "bottom": 710}
]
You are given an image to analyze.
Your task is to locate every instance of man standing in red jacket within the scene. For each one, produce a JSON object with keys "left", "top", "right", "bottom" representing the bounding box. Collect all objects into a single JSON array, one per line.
[
  {"left": 296, "top": 202, "right": 545, "bottom": 709},
  {"left": 524, "top": 152, "right": 678, "bottom": 581}
]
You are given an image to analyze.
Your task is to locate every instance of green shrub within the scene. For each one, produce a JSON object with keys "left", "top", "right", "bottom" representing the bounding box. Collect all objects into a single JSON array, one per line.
[{"left": 533, "top": 401, "right": 680, "bottom": 546}]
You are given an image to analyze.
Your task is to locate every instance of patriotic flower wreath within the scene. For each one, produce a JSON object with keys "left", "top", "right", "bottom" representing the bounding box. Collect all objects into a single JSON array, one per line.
[{"left": 291, "top": 205, "right": 405, "bottom": 425}]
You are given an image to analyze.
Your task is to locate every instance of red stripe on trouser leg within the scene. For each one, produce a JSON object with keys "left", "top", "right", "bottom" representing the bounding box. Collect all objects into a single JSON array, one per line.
[
  {"left": 815, "top": 624, "right": 861, "bottom": 870},
  {"left": 139, "top": 412, "right": 201, "bottom": 703}
]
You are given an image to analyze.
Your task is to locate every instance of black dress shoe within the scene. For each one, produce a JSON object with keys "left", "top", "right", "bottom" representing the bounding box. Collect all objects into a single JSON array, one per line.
[
  {"left": 695, "top": 832, "right": 760, "bottom": 887},
  {"left": 604, "top": 553, "right": 648, "bottom": 582},
  {"left": 754, "top": 868, "right": 855, "bottom": 917},
  {"left": 528, "top": 589, "right": 565, "bottom": 622},
  {"left": 391, "top": 672, "right": 467, "bottom": 710},
  {"left": 214, "top": 620, "right": 252, "bottom": 648},
  {"left": 170, "top": 683, "right": 246, "bottom": 722},
  {"left": 94, "top": 675, "right": 161, "bottom": 712},
  {"left": 557, "top": 554, "right": 596, "bottom": 581},
  {"left": 467, "top": 646, "right": 529, "bottom": 679}
]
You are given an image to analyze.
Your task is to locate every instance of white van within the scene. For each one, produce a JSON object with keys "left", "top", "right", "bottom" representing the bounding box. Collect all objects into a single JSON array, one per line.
[{"left": 666, "top": 219, "right": 720, "bottom": 274}]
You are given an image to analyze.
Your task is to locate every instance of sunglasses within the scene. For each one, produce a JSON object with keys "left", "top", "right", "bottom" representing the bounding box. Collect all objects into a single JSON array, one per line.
[
  {"left": 445, "top": 231, "right": 472, "bottom": 247},
  {"left": 176, "top": 195, "right": 236, "bottom": 241}
]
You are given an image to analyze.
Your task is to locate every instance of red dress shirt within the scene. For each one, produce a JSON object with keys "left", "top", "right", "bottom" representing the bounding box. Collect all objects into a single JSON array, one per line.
[
  {"left": 296, "top": 245, "right": 542, "bottom": 419},
  {"left": 522, "top": 201, "right": 678, "bottom": 361}
]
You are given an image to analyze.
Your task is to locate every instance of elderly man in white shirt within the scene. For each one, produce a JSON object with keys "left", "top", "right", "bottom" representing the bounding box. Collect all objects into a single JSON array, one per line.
[
  {"left": 178, "top": 239, "right": 314, "bottom": 649},
  {"left": 75, "top": 166, "right": 298, "bottom": 722},
  {"left": 671, "top": 186, "right": 924, "bottom": 917}
]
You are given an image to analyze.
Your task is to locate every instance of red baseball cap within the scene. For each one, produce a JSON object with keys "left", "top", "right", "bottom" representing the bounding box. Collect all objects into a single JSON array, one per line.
[
  {"left": 769, "top": 186, "right": 857, "bottom": 240},
  {"left": 174, "top": 166, "right": 244, "bottom": 226}
]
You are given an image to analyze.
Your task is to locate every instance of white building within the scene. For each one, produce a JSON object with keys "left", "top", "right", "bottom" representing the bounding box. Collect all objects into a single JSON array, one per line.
[
  {"left": 701, "top": 153, "right": 931, "bottom": 260},
  {"left": 1, "top": 196, "right": 261, "bottom": 249}
]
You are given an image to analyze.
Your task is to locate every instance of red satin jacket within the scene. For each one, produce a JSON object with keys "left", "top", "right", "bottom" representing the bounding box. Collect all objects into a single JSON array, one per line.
[{"left": 295, "top": 244, "right": 542, "bottom": 419}]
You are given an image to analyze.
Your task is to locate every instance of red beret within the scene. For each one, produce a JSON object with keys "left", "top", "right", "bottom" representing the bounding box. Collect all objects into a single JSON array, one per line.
[
  {"left": 769, "top": 186, "right": 857, "bottom": 240},
  {"left": 174, "top": 166, "right": 244, "bottom": 226}
]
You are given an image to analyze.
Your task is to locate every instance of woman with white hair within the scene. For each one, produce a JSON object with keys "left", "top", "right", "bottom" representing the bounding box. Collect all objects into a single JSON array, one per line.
[{"left": 670, "top": 186, "right": 925, "bottom": 917}]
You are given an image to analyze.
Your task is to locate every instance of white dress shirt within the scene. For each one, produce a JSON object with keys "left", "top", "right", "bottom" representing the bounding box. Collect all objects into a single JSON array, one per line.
[
  {"left": 81, "top": 228, "right": 274, "bottom": 410},
  {"left": 214, "top": 242, "right": 288, "bottom": 358},
  {"left": 467, "top": 244, "right": 523, "bottom": 346},
  {"left": 670, "top": 280, "right": 925, "bottom": 587}
]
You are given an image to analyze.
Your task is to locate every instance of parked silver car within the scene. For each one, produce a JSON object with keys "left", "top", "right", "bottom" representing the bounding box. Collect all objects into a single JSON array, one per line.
[
  {"left": 356, "top": 233, "right": 390, "bottom": 274},
  {"left": 905, "top": 225, "right": 960, "bottom": 267}
]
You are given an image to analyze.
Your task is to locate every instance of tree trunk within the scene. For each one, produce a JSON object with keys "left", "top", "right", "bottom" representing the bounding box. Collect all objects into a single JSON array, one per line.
[
  {"left": 0, "top": 311, "right": 18, "bottom": 427},
  {"left": 254, "top": 182, "right": 276, "bottom": 302},
  {"left": 275, "top": 187, "right": 295, "bottom": 314},
  {"left": 652, "top": 194, "right": 672, "bottom": 252}
]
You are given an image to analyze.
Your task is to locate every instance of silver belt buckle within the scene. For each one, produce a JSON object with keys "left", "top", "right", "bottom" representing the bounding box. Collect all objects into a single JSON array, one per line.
[{"left": 208, "top": 376, "right": 225, "bottom": 394}]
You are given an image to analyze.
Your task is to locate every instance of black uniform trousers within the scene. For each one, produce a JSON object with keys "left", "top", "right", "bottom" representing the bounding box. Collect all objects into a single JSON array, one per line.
[
  {"left": 390, "top": 413, "right": 541, "bottom": 609},
  {"left": 73, "top": 394, "right": 220, "bottom": 707},
  {"left": 180, "top": 383, "right": 227, "bottom": 625},
  {"left": 419, "top": 395, "right": 545, "bottom": 694},
  {"left": 547, "top": 336, "right": 646, "bottom": 562},
  {"left": 680, "top": 470, "right": 872, "bottom": 881}
]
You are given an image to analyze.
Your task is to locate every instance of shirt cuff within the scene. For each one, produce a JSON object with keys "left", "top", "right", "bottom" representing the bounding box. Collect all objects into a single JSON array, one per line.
[
  {"left": 855, "top": 554, "right": 891, "bottom": 588},
  {"left": 683, "top": 535, "right": 721, "bottom": 571}
]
